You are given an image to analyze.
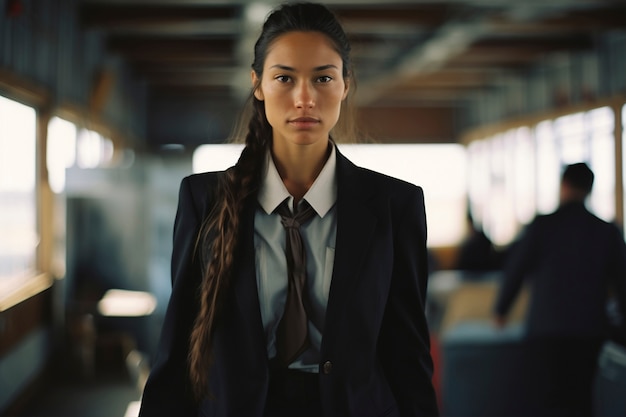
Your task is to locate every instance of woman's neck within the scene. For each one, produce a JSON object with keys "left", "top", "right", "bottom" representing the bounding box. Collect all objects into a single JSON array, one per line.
[{"left": 272, "top": 140, "right": 331, "bottom": 202}]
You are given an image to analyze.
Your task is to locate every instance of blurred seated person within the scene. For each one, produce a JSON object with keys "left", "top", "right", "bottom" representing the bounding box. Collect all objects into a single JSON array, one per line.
[{"left": 453, "top": 211, "right": 503, "bottom": 272}]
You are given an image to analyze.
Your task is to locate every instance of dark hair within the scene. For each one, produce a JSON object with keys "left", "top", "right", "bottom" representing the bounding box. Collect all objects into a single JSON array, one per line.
[
  {"left": 562, "top": 162, "right": 594, "bottom": 194},
  {"left": 188, "top": 2, "right": 353, "bottom": 400},
  {"left": 252, "top": 2, "right": 352, "bottom": 79}
]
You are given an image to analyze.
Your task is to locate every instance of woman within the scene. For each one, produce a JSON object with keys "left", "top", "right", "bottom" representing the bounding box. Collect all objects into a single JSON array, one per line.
[{"left": 139, "top": 3, "right": 438, "bottom": 416}]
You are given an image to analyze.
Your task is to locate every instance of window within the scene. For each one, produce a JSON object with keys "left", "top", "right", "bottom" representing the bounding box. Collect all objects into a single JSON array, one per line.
[
  {"left": 47, "top": 117, "right": 116, "bottom": 194},
  {"left": 47, "top": 117, "right": 77, "bottom": 194},
  {"left": 0, "top": 96, "right": 38, "bottom": 281},
  {"left": 46, "top": 117, "right": 117, "bottom": 279},
  {"left": 513, "top": 127, "right": 536, "bottom": 225},
  {"left": 468, "top": 105, "right": 620, "bottom": 246},
  {"left": 535, "top": 120, "right": 560, "bottom": 215},
  {"left": 193, "top": 143, "right": 467, "bottom": 247},
  {"left": 193, "top": 143, "right": 245, "bottom": 173},
  {"left": 587, "top": 107, "right": 615, "bottom": 222},
  {"left": 487, "top": 132, "right": 518, "bottom": 245},
  {"left": 555, "top": 112, "right": 587, "bottom": 164},
  {"left": 76, "top": 128, "right": 114, "bottom": 169}
]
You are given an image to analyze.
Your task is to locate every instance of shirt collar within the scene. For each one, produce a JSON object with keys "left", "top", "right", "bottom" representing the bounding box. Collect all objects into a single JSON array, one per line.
[{"left": 257, "top": 144, "right": 337, "bottom": 218}]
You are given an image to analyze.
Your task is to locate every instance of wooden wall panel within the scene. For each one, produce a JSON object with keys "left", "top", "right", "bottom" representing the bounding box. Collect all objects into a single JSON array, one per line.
[
  {"left": 357, "top": 106, "right": 457, "bottom": 143},
  {"left": 0, "top": 287, "right": 52, "bottom": 359}
]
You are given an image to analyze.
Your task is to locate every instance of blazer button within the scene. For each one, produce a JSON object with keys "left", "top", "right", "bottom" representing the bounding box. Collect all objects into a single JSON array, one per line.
[{"left": 322, "top": 361, "right": 333, "bottom": 375}]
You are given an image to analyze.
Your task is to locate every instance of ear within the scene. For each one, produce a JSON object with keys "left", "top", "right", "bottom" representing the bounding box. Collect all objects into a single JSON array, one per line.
[
  {"left": 342, "top": 78, "right": 350, "bottom": 101},
  {"left": 251, "top": 70, "right": 264, "bottom": 101}
]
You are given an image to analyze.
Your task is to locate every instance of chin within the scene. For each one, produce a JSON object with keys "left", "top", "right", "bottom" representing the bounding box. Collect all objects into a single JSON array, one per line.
[{"left": 293, "top": 135, "right": 328, "bottom": 147}]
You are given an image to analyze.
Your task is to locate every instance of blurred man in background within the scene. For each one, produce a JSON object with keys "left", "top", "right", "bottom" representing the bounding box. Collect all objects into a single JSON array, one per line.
[{"left": 493, "top": 162, "right": 626, "bottom": 416}]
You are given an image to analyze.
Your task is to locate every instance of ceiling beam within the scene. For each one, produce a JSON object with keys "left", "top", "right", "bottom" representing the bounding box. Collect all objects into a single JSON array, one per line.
[
  {"left": 353, "top": 1, "right": 609, "bottom": 106},
  {"left": 355, "top": 18, "right": 491, "bottom": 105},
  {"left": 79, "top": 4, "right": 239, "bottom": 29},
  {"left": 107, "top": 37, "right": 236, "bottom": 64}
]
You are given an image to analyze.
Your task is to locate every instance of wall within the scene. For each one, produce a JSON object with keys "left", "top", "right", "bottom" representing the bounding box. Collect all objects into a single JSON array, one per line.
[
  {"left": 0, "top": 287, "right": 52, "bottom": 415},
  {"left": 147, "top": 91, "right": 242, "bottom": 149},
  {"left": 358, "top": 106, "right": 457, "bottom": 143}
]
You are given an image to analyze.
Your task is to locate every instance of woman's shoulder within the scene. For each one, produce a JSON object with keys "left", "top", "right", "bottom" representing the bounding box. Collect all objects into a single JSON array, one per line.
[
  {"left": 338, "top": 150, "right": 422, "bottom": 193},
  {"left": 181, "top": 169, "right": 233, "bottom": 193},
  {"left": 352, "top": 164, "right": 424, "bottom": 200},
  {"left": 177, "top": 170, "right": 228, "bottom": 209},
  {"left": 185, "top": 169, "right": 228, "bottom": 182},
  {"left": 361, "top": 165, "right": 420, "bottom": 187}
]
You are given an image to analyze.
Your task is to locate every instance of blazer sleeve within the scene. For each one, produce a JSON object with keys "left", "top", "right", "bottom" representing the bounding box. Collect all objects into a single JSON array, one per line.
[
  {"left": 139, "top": 176, "right": 204, "bottom": 416},
  {"left": 493, "top": 221, "right": 539, "bottom": 317},
  {"left": 378, "top": 185, "right": 439, "bottom": 416}
]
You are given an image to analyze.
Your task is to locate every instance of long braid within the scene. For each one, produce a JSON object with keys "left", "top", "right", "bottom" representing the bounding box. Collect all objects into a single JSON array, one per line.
[{"left": 188, "top": 99, "right": 270, "bottom": 399}]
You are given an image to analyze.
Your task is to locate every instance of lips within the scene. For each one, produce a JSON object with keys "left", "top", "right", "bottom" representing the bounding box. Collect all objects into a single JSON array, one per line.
[
  {"left": 289, "top": 116, "right": 320, "bottom": 129},
  {"left": 290, "top": 117, "right": 319, "bottom": 123}
]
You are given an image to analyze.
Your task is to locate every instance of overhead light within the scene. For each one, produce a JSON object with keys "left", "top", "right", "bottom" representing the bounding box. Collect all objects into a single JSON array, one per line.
[{"left": 160, "top": 143, "right": 185, "bottom": 152}]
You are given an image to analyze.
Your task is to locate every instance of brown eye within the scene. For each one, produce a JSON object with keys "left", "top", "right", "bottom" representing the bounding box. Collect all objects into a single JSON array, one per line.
[{"left": 275, "top": 75, "right": 291, "bottom": 83}]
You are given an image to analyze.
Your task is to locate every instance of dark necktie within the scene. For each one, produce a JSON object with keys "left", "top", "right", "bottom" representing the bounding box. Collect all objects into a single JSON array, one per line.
[{"left": 275, "top": 199, "right": 316, "bottom": 367}]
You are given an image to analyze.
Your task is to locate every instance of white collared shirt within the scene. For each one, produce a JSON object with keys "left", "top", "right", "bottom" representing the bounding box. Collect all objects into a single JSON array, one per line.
[{"left": 255, "top": 145, "right": 338, "bottom": 372}]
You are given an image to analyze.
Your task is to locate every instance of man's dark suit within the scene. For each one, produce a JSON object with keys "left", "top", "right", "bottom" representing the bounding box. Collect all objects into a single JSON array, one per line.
[
  {"left": 495, "top": 201, "right": 626, "bottom": 339},
  {"left": 494, "top": 201, "right": 626, "bottom": 416},
  {"left": 139, "top": 149, "right": 439, "bottom": 417}
]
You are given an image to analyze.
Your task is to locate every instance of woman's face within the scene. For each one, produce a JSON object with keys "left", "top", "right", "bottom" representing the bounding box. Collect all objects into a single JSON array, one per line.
[{"left": 252, "top": 31, "right": 349, "bottom": 151}]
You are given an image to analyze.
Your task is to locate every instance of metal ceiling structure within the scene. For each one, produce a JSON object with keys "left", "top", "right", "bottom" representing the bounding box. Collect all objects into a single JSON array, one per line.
[{"left": 77, "top": 0, "right": 626, "bottom": 143}]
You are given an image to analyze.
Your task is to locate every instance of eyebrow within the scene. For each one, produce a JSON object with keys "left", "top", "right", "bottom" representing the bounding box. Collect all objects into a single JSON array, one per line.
[{"left": 269, "top": 64, "right": 339, "bottom": 72}]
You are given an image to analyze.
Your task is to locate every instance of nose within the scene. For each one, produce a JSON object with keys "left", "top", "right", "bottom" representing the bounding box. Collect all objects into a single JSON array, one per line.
[{"left": 294, "top": 81, "right": 315, "bottom": 109}]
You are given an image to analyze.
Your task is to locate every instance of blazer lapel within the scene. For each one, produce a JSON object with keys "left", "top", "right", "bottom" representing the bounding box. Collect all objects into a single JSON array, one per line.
[{"left": 323, "top": 150, "right": 378, "bottom": 341}]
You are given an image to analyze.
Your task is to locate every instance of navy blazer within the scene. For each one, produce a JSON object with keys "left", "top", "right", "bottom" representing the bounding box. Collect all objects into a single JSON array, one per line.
[
  {"left": 139, "top": 149, "right": 438, "bottom": 416},
  {"left": 495, "top": 201, "right": 626, "bottom": 339}
]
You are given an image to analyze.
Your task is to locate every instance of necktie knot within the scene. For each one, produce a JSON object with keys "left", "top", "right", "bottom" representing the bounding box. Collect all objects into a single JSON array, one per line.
[
  {"left": 276, "top": 200, "right": 316, "bottom": 227},
  {"left": 280, "top": 217, "right": 300, "bottom": 229}
]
